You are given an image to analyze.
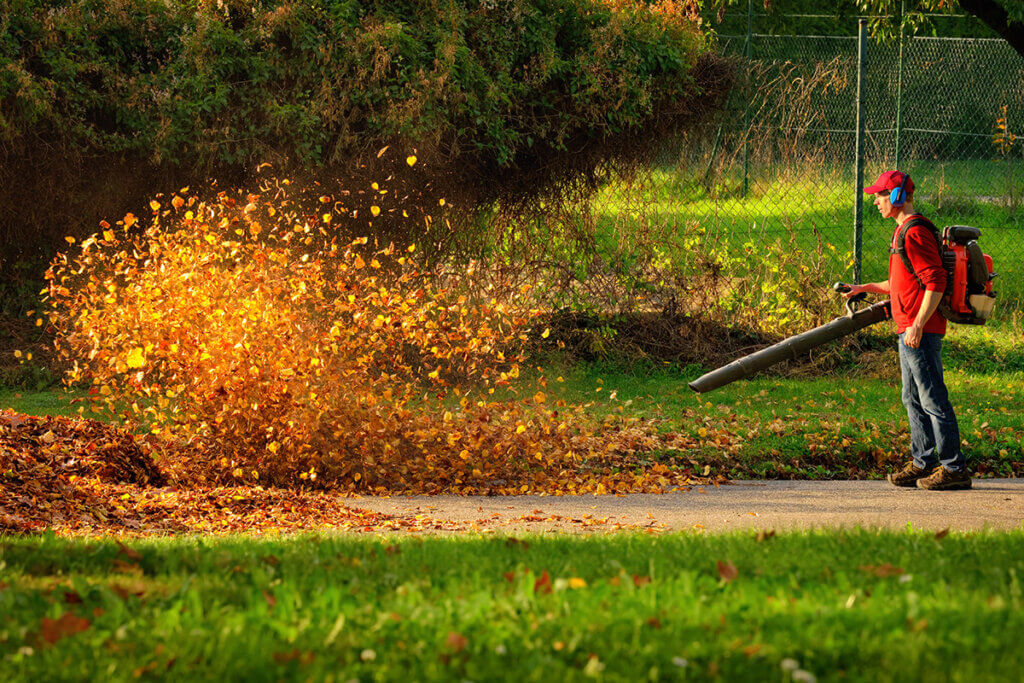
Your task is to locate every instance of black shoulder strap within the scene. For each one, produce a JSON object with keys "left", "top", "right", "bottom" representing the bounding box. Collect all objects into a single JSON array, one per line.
[{"left": 892, "top": 216, "right": 941, "bottom": 289}]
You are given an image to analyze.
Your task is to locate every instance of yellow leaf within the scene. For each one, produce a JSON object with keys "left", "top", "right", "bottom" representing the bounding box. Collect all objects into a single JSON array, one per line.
[
  {"left": 541, "top": 328, "right": 550, "bottom": 339},
  {"left": 126, "top": 348, "right": 146, "bottom": 369},
  {"left": 150, "top": 200, "right": 161, "bottom": 211},
  {"left": 371, "top": 206, "right": 381, "bottom": 217},
  {"left": 516, "top": 425, "right": 527, "bottom": 434},
  {"left": 267, "top": 442, "right": 279, "bottom": 454},
  {"left": 534, "top": 392, "right": 546, "bottom": 404},
  {"left": 65, "top": 236, "right": 76, "bottom": 244},
  {"left": 568, "top": 577, "right": 587, "bottom": 589},
  {"left": 406, "top": 155, "right": 417, "bottom": 166}
]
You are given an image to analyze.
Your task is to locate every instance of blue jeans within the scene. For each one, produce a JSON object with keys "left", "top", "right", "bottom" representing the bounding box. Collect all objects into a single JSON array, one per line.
[{"left": 898, "top": 332, "right": 964, "bottom": 472}]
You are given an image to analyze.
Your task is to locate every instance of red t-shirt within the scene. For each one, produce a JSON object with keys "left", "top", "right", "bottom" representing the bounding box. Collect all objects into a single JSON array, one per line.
[{"left": 888, "top": 215, "right": 947, "bottom": 335}]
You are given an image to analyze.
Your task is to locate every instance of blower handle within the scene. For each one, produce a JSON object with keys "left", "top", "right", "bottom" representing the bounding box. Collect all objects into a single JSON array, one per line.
[{"left": 833, "top": 282, "right": 867, "bottom": 316}]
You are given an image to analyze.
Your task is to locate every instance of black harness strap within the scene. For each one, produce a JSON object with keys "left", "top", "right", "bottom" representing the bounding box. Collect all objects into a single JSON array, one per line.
[{"left": 891, "top": 216, "right": 942, "bottom": 290}]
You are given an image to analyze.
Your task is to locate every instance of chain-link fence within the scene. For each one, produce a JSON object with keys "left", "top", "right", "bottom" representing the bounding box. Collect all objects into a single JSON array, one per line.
[{"left": 592, "top": 12, "right": 1024, "bottom": 314}]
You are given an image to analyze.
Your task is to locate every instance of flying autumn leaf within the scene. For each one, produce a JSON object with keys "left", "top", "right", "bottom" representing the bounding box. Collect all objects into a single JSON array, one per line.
[
  {"left": 125, "top": 348, "right": 146, "bottom": 369},
  {"left": 717, "top": 560, "right": 738, "bottom": 582}
]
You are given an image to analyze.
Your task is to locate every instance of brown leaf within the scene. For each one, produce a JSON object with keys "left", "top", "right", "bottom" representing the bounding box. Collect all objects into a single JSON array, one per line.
[
  {"left": 262, "top": 555, "right": 280, "bottom": 567},
  {"left": 110, "top": 559, "right": 142, "bottom": 575},
  {"left": 116, "top": 540, "right": 142, "bottom": 561},
  {"left": 446, "top": 631, "right": 468, "bottom": 652},
  {"left": 273, "top": 648, "right": 315, "bottom": 665},
  {"left": 63, "top": 590, "right": 83, "bottom": 604},
  {"left": 534, "top": 569, "right": 552, "bottom": 594},
  {"left": 755, "top": 529, "right": 776, "bottom": 542},
  {"left": 111, "top": 582, "right": 146, "bottom": 600},
  {"left": 632, "top": 575, "right": 651, "bottom": 588},
  {"left": 263, "top": 590, "right": 277, "bottom": 608},
  {"left": 40, "top": 612, "right": 91, "bottom": 645},
  {"left": 934, "top": 528, "right": 950, "bottom": 540},
  {"left": 717, "top": 560, "right": 738, "bottom": 582},
  {"left": 646, "top": 617, "right": 662, "bottom": 629},
  {"left": 859, "top": 563, "right": 904, "bottom": 577}
]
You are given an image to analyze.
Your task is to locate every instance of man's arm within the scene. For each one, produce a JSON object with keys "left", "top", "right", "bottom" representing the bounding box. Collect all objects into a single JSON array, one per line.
[
  {"left": 843, "top": 280, "right": 890, "bottom": 297},
  {"left": 904, "top": 288, "right": 943, "bottom": 348}
]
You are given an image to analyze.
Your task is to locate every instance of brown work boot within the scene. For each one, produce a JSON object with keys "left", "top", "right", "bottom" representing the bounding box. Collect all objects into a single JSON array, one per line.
[
  {"left": 916, "top": 467, "right": 972, "bottom": 491},
  {"left": 887, "top": 462, "right": 936, "bottom": 487}
]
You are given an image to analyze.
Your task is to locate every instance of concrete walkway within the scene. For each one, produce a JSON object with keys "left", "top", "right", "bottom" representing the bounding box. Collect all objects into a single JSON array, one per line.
[{"left": 351, "top": 480, "right": 1024, "bottom": 533}]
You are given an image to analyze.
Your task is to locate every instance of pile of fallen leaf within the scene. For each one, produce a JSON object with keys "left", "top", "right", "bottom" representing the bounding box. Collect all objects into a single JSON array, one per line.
[
  {"left": 0, "top": 407, "right": 713, "bottom": 535},
  {"left": 0, "top": 409, "right": 163, "bottom": 533}
]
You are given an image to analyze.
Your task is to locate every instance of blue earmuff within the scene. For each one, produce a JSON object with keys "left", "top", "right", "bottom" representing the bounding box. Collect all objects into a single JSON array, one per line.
[{"left": 890, "top": 173, "right": 909, "bottom": 206}]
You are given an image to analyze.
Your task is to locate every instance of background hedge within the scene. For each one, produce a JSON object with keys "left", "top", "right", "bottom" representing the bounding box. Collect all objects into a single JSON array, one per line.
[{"left": 0, "top": 0, "right": 731, "bottom": 285}]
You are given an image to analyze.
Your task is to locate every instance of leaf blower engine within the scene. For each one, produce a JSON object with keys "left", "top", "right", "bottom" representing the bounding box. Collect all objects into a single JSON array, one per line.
[{"left": 919, "top": 225, "right": 996, "bottom": 324}]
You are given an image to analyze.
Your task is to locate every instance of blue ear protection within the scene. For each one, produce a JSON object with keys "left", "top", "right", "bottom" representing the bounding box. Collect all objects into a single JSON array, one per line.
[{"left": 890, "top": 173, "right": 909, "bottom": 206}]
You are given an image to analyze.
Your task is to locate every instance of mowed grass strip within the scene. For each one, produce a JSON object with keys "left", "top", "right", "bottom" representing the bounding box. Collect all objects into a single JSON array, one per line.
[{"left": 2, "top": 531, "right": 1023, "bottom": 681}]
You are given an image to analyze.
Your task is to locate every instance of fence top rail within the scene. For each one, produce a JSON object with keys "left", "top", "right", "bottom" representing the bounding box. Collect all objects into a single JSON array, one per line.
[
  {"left": 717, "top": 34, "right": 1009, "bottom": 44},
  {"left": 718, "top": 34, "right": 857, "bottom": 41},
  {"left": 910, "top": 35, "right": 1010, "bottom": 43}
]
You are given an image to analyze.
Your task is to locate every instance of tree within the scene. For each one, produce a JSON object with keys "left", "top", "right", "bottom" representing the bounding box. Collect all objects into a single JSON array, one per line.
[{"left": 858, "top": 1, "right": 1024, "bottom": 57}]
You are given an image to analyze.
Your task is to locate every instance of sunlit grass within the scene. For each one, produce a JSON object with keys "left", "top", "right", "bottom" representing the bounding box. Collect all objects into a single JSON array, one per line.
[{"left": 2, "top": 530, "right": 1023, "bottom": 681}]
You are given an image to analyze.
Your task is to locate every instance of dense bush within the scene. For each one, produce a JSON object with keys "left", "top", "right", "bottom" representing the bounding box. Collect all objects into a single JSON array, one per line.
[{"left": 1, "top": 0, "right": 731, "bottom": 277}]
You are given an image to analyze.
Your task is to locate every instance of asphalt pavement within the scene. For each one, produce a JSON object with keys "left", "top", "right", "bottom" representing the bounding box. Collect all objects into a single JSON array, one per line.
[{"left": 349, "top": 479, "right": 1024, "bottom": 533}]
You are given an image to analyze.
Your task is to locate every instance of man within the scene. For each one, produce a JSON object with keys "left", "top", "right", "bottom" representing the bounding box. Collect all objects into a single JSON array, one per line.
[{"left": 843, "top": 170, "right": 970, "bottom": 490}]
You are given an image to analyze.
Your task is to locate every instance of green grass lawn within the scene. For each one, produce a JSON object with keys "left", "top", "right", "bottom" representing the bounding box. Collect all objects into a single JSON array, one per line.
[
  {"left": 589, "top": 162, "right": 1024, "bottom": 304},
  {"left": 2, "top": 531, "right": 1023, "bottom": 681}
]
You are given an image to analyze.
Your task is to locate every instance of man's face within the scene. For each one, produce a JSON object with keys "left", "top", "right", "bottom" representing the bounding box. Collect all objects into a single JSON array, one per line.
[{"left": 873, "top": 190, "right": 897, "bottom": 219}]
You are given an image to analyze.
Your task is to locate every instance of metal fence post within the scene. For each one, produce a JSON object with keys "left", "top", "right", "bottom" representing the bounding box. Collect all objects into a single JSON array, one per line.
[
  {"left": 894, "top": 1, "right": 905, "bottom": 169},
  {"left": 854, "top": 18, "right": 867, "bottom": 283},
  {"left": 741, "top": 0, "right": 753, "bottom": 199}
]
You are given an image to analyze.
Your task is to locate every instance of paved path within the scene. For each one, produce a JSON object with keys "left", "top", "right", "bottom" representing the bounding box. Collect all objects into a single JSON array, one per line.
[{"left": 351, "top": 480, "right": 1024, "bottom": 533}]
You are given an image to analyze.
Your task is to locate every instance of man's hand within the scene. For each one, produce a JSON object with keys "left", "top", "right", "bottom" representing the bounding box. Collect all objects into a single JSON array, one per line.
[
  {"left": 904, "top": 322, "right": 924, "bottom": 348},
  {"left": 841, "top": 284, "right": 867, "bottom": 299}
]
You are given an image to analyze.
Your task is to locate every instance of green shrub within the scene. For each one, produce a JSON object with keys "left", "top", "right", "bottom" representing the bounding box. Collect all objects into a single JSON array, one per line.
[
  {"left": 1, "top": 0, "right": 731, "bottom": 287},
  {"left": 1, "top": 0, "right": 724, "bottom": 169}
]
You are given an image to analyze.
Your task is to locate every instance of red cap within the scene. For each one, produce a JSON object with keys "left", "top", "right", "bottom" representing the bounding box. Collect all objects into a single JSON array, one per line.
[{"left": 864, "top": 170, "right": 913, "bottom": 196}]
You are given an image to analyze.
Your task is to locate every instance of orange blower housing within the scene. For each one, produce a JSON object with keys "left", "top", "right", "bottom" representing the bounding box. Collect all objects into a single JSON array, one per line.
[{"left": 940, "top": 226, "right": 996, "bottom": 325}]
